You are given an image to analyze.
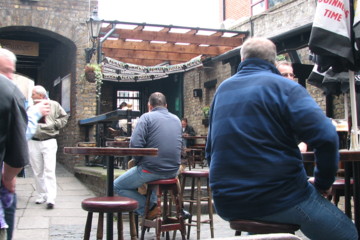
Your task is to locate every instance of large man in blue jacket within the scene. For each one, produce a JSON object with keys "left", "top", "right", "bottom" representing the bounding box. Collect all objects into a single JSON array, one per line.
[{"left": 205, "top": 37, "right": 357, "bottom": 239}]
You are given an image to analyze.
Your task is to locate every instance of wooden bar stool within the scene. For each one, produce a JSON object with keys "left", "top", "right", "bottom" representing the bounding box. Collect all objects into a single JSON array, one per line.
[
  {"left": 180, "top": 170, "right": 214, "bottom": 239},
  {"left": 327, "top": 178, "right": 354, "bottom": 206},
  {"left": 141, "top": 178, "right": 186, "bottom": 240},
  {"left": 229, "top": 219, "right": 300, "bottom": 236},
  {"left": 81, "top": 196, "right": 138, "bottom": 240}
]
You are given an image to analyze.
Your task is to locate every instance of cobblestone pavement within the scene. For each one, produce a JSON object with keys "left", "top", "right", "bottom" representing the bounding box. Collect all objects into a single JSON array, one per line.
[{"left": 14, "top": 163, "right": 348, "bottom": 239}]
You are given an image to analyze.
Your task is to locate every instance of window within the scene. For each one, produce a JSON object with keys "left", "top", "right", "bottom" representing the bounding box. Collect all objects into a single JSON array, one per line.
[
  {"left": 251, "top": 0, "right": 287, "bottom": 15},
  {"left": 251, "top": 0, "right": 267, "bottom": 15},
  {"left": 116, "top": 90, "right": 140, "bottom": 111}
]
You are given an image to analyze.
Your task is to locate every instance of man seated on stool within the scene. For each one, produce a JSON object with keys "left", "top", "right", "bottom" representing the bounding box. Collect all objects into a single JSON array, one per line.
[
  {"left": 181, "top": 118, "right": 196, "bottom": 148},
  {"left": 206, "top": 37, "right": 357, "bottom": 239},
  {"left": 113, "top": 92, "right": 184, "bottom": 220}
]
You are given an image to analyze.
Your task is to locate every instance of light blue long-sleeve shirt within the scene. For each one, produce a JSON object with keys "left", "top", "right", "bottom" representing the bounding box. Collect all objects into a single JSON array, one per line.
[{"left": 26, "top": 106, "right": 42, "bottom": 140}]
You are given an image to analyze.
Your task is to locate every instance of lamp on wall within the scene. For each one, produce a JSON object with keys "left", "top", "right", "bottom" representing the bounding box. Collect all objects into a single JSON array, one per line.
[
  {"left": 193, "top": 88, "right": 203, "bottom": 98},
  {"left": 85, "top": 8, "right": 102, "bottom": 63}
]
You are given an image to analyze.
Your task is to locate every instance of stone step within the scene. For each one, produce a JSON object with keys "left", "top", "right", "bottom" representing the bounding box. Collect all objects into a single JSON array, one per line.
[{"left": 74, "top": 166, "right": 214, "bottom": 214}]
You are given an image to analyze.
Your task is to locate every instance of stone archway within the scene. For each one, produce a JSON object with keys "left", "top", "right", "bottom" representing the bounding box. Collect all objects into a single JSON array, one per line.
[
  {"left": 0, "top": 26, "right": 76, "bottom": 85},
  {"left": 0, "top": 26, "right": 86, "bottom": 169}
]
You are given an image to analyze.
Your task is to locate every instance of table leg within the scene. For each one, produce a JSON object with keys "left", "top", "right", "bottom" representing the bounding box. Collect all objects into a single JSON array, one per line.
[
  {"left": 353, "top": 162, "right": 360, "bottom": 235},
  {"left": 106, "top": 156, "right": 114, "bottom": 240},
  {"left": 85, "top": 126, "right": 90, "bottom": 166},
  {"left": 344, "top": 162, "right": 352, "bottom": 218}
]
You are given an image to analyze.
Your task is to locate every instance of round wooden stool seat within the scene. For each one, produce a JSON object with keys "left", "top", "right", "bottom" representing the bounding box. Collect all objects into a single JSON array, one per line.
[
  {"left": 82, "top": 196, "right": 138, "bottom": 212},
  {"left": 230, "top": 219, "right": 300, "bottom": 235},
  {"left": 181, "top": 170, "right": 209, "bottom": 178},
  {"left": 81, "top": 196, "right": 138, "bottom": 240},
  {"left": 147, "top": 178, "right": 178, "bottom": 185}
]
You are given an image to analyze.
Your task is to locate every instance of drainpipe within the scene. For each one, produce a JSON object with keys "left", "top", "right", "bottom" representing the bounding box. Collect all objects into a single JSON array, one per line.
[{"left": 222, "top": 0, "right": 226, "bottom": 21}]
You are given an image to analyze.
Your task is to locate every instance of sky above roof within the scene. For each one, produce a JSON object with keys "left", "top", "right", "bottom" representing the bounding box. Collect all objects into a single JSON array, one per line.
[{"left": 98, "top": 0, "right": 220, "bottom": 29}]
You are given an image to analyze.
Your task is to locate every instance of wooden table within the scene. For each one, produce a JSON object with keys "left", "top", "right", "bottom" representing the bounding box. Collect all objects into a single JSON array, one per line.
[
  {"left": 182, "top": 136, "right": 207, "bottom": 169},
  {"left": 105, "top": 140, "right": 130, "bottom": 148},
  {"left": 182, "top": 135, "right": 207, "bottom": 139},
  {"left": 64, "top": 146, "right": 157, "bottom": 240},
  {"left": 105, "top": 141, "right": 131, "bottom": 169},
  {"left": 302, "top": 150, "right": 360, "bottom": 236}
]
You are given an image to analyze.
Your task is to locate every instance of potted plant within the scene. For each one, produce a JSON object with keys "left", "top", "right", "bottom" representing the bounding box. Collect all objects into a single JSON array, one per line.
[
  {"left": 83, "top": 63, "right": 103, "bottom": 83},
  {"left": 202, "top": 106, "right": 210, "bottom": 119},
  {"left": 82, "top": 63, "right": 103, "bottom": 98},
  {"left": 202, "top": 106, "right": 210, "bottom": 127}
]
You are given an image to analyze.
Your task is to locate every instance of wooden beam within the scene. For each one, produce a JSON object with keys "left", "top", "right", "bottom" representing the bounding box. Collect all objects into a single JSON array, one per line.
[
  {"left": 211, "top": 32, "right": 224, "bottom": 37},
  {"left": 134, "top": 25, "right": 145, "bottom": 31},
  {"left": 108, "top": 29, "right": 245, "bottom": 47},
  {"left": 186, "top": 29, "right": 198, "bottom": 35},
  {"left": 160, "top": 27, "right": 171, "bottom": 32},
  {"left": 102, "top": 41, "right": 234, "bottom": 55},
  {"left": 102, "top": 48, "right": 201, "bottom": 62}
]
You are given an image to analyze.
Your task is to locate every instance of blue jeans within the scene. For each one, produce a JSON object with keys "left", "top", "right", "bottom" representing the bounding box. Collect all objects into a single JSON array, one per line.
[
  {"left": 113, "top": 165, "right": 177, "bottom": 216},
  {"left": 251, "top": 184, "right": 358, "bottom": 240},
  {"left": 4, "top": 194, "right": 16, "bottom": 240}
]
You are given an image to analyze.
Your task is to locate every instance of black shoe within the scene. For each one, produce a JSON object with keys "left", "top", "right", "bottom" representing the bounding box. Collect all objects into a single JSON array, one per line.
[
  {"left": 181, "top": 209, "right": 191, "bottom": 220},
  {"left": 47, "top": 203, "right": 54, "bottom": 209}
]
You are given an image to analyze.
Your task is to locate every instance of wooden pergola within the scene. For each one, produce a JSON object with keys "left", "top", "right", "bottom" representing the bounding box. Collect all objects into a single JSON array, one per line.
[{"left": 99, "top": 21, "right": 249, "bottom": 67}]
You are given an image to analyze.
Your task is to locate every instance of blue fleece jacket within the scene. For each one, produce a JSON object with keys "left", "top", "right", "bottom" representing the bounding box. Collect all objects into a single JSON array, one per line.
[{"left": 205, "top": 58, "right": 339, "bottom": 220}]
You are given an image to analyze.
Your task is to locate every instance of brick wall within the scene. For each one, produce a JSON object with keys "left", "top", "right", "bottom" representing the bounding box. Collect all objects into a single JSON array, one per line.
[
  {"left": 183, "top": 61, "right": 232, "bottom": 136},
  {"left": 183, "top": 0, "right": 346, "bottom": 137},
  {"left": 226, "top": 0, "right": 328, "bottom": 112},
  {"left": 225, "top": 0, "right": 249, "bottom": 20}
]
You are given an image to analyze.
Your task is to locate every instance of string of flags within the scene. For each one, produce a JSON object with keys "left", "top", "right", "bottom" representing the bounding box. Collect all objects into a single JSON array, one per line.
[{"left": 102, "top": 55, "right": 204, "bottom": 82}]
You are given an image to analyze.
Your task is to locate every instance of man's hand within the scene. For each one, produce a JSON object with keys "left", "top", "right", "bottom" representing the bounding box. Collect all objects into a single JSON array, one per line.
[
  {"left": 308, "top": 177, "right": 332, "bottom": 197},
  {"left": 35, "top": 100, "right": 50, "bottom": 117}
]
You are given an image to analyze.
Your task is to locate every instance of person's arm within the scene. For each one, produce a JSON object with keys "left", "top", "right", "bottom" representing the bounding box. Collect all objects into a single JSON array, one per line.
[
  {"left": 188, "top": 126, "right": 196, "bottom": 136},
  {"left": 129, "top": 115, "right": 147, "bottom": 164},
  {"left": 2, "top": 163, "right": 22, "bottom": 193},
  {"left": 130, "top": 116, "right": 147, "bottom": 148},
  {"left": 39, "top": 102, "right": 68, "bottom": 131},
  {"left": 26, "top": 107, "right": 42, "bottom": 140},
  {"left": 288, "top": 85, "right": 339, "bottom": 191},
  {"left": 3, "top": 91, "right": 29, "bottom": 192},
  {"left": 26, "top": 101, "right": 51, "bottom": 139},
  {"left": 53, "top": 103, "right": 68, "bottom": 129}
]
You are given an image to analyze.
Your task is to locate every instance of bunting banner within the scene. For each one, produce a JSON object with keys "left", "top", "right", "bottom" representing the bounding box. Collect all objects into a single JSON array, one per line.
[
  {"left": 101, "top": 55, "right": 204, "bottom": 82},
  {"left": 309, "top": 0, "right": 353, "bottom": 65},
  {"left": 102, "top": 72, "right": 168, "bottom": 82}
]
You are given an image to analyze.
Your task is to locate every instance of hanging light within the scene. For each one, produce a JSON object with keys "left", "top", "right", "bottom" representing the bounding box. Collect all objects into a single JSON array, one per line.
[
  {"left": 86, "top": 8, "right": 102, "bottom": 40},
  {"left": 85, "top": 8, "right": 102, "bottom": 63}
]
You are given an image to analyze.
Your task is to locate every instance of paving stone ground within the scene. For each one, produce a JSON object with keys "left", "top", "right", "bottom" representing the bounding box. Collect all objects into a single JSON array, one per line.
[{"left": 14, "top": 163, "right": 351, "bottom": 239}]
